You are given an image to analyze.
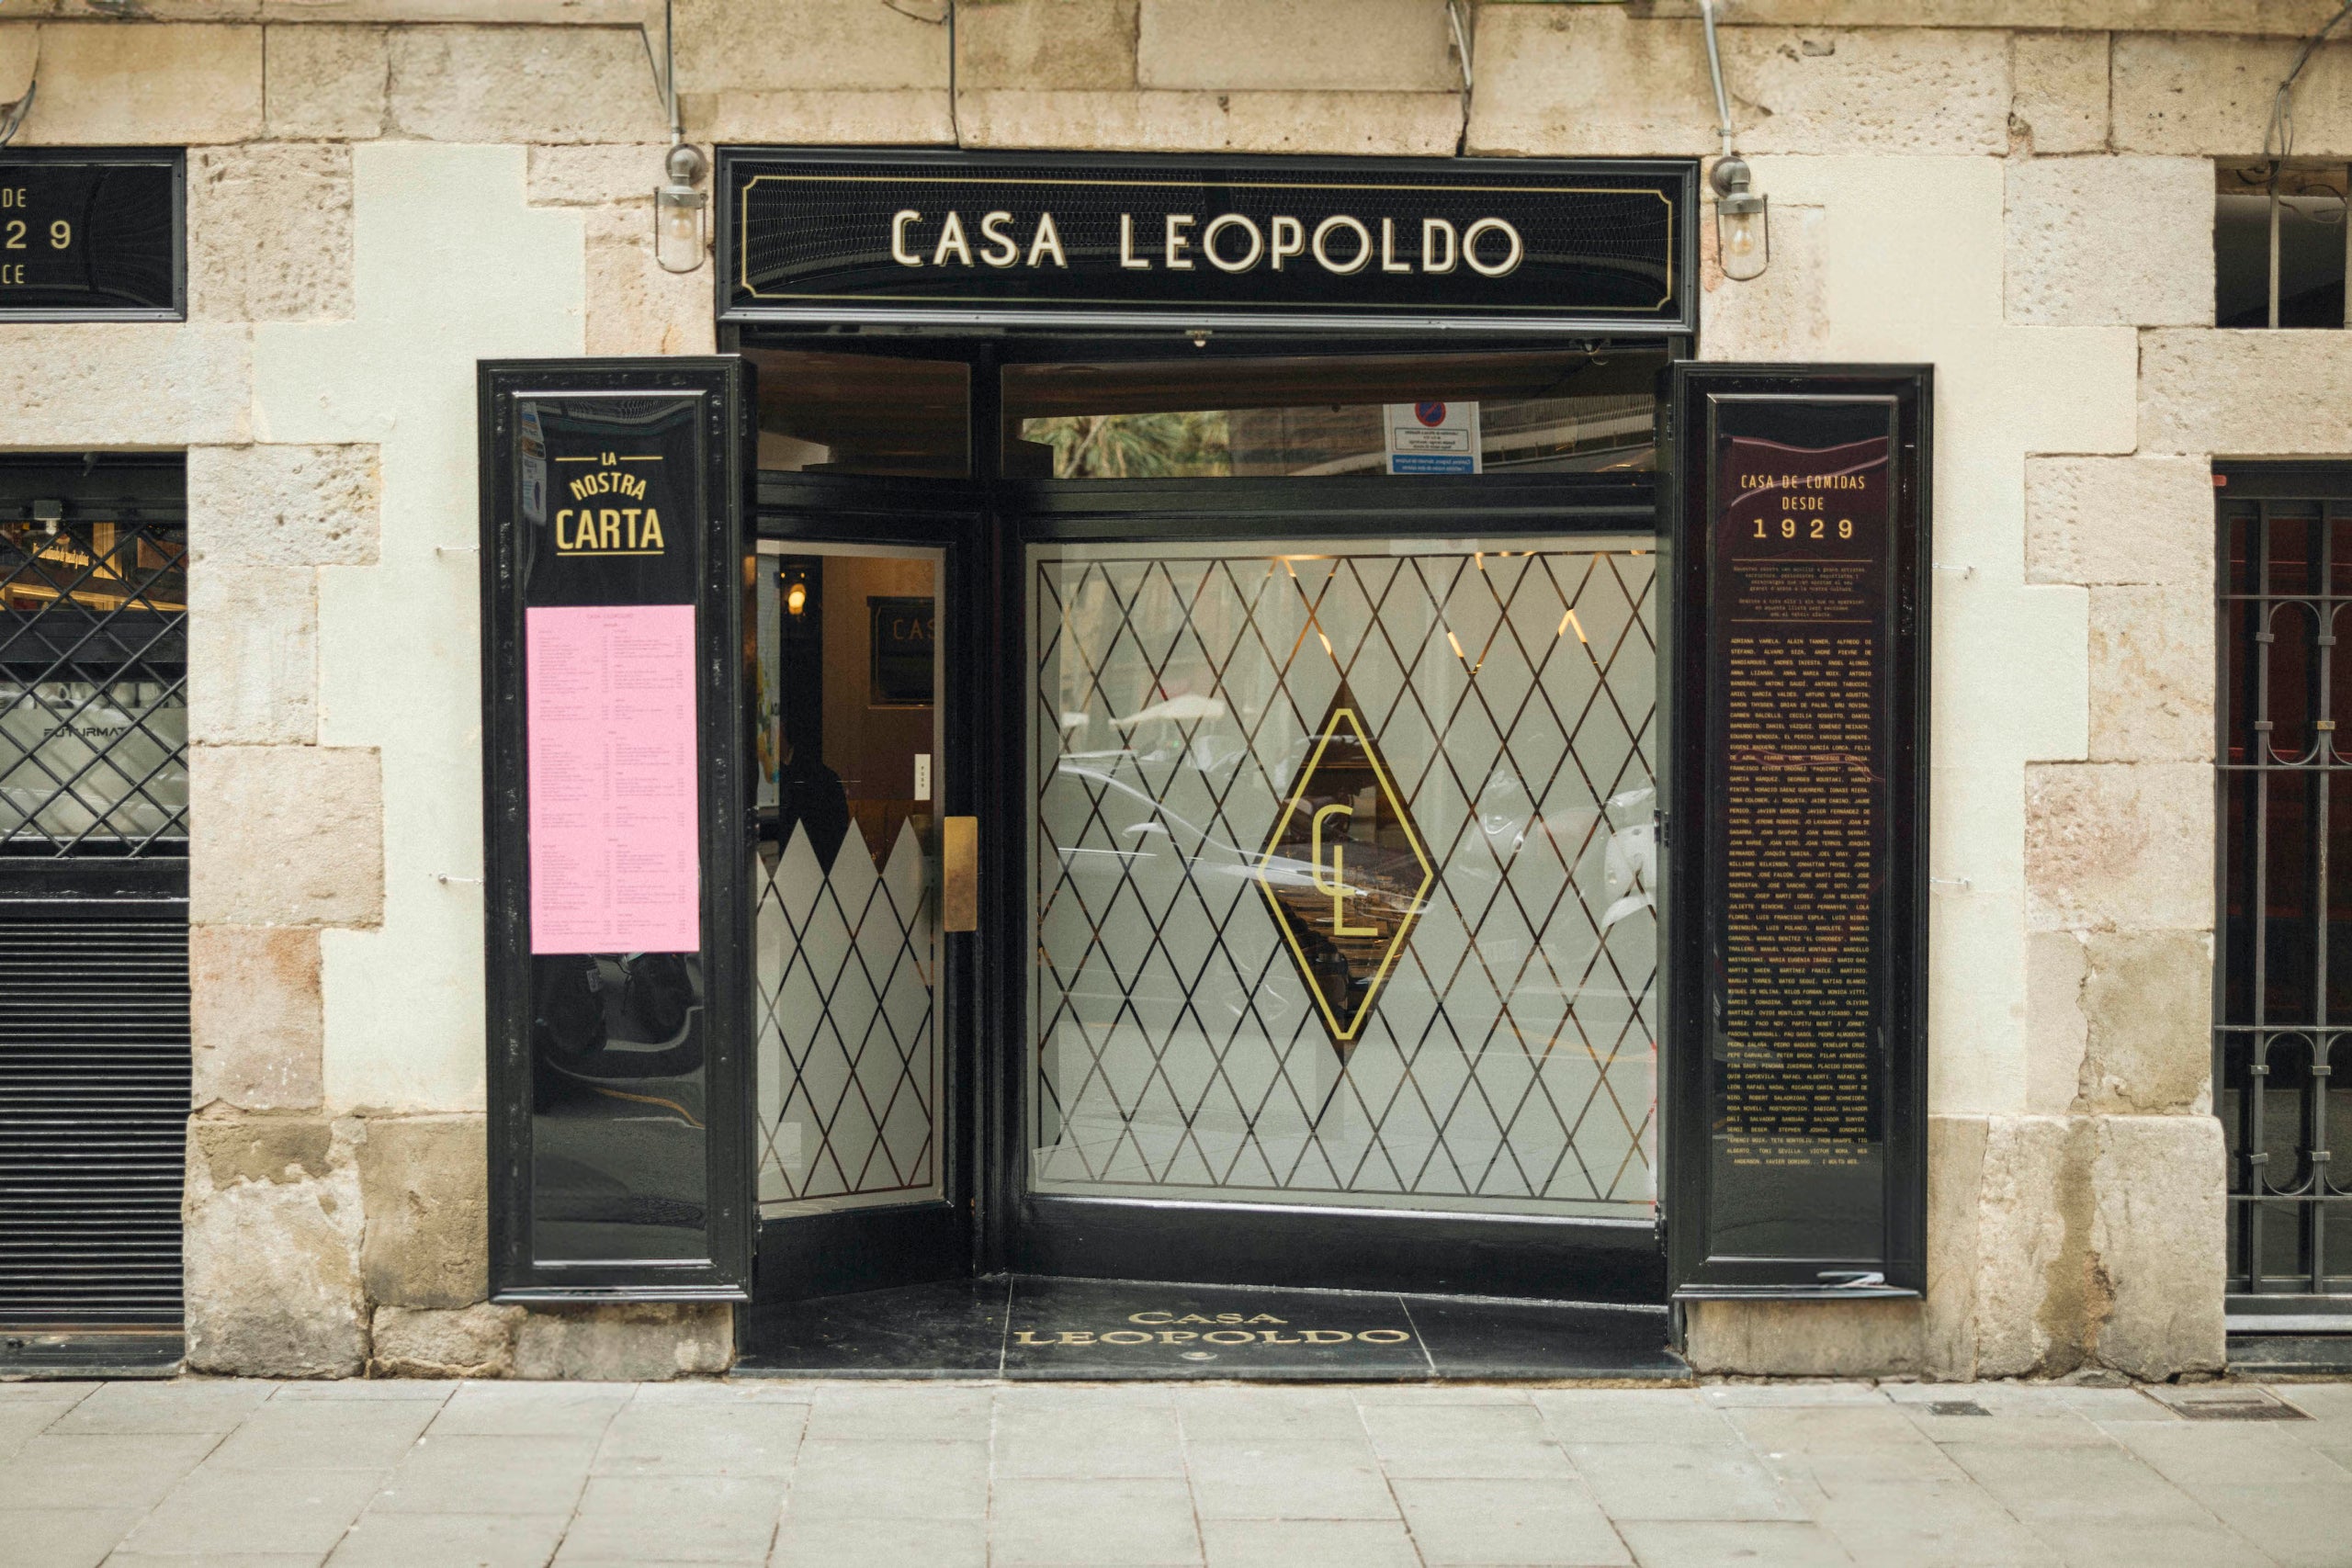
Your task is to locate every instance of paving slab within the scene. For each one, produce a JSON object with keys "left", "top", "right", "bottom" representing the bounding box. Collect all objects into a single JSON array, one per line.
[
  {"left": 1198, "top": 1517, "right": 1422, "bottom": 1568},
  {"left": 1391, "top": 1475, "right": 1632, "bottom": 1566},
  {"left": 323, "top": 1509, "right": 570, "bottom": 1568},
  {"left": 990, "top": 1475, "right": 1203, "bottom": 1564},
  {"left": 115, "top": 1463, "right": 388, "bottom": 1557}
]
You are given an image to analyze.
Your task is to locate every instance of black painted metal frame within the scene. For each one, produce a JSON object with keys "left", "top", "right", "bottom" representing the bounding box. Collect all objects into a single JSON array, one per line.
[
  {"left": 2214, "top": 460, "right": 2352, "bottom": 1323},
  {"left": 716, "top": 147, "right": 1700, "bottom": 338},
  {"left": 1659, "top": 364, "right": 1932, "bottom": 1300},
  {"left": 750, "top": 473, "right": 988, "bottom": 1302},
  {"left": 480, "top": 358, "right": 758, "bottom": 1302},
  {"left": 1001, "top": 475, "right": 1668, "bottom": 1304},
  {"left": 0, "top": 148, "right": 187, "bottom": 323}
]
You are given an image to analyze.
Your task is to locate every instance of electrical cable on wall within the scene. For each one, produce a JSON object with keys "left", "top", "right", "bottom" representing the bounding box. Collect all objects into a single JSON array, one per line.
[{"left": 0, "top": 36, "right": 38, "bottom": 148}]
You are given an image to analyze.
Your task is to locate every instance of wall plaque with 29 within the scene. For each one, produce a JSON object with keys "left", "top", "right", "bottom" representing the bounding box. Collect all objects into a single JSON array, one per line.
[{"left": 0, "top": 150, "right": 183, "bottom": 321}]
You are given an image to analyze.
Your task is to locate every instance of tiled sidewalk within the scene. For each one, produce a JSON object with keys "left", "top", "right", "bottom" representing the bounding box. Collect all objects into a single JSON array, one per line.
[{"left": 2, "top": 1376, "right": 2348, "bottom": 1567}]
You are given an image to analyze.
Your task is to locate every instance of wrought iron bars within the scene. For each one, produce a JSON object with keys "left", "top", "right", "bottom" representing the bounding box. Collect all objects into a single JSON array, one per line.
[
  {"left": 0, "top": 510, "right": 188, "bottom": 857},
  {"left": 2220, "top": 493, "right": 2352, "bottom": 1309}
]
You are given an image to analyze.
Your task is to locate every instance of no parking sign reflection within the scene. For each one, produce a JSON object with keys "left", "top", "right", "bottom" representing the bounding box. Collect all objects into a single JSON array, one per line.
[{"left": 1385, "top": 400, "right": 1481, "bottom": 474}]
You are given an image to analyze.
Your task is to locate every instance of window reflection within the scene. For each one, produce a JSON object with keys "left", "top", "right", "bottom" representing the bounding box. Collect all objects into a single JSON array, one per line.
[{"left": 1005, "top": 348, "right": 1662, "bottom": 479}]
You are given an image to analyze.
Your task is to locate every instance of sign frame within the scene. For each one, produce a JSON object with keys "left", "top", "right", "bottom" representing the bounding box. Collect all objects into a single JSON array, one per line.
[
  {"left": 479, "top": 356, "right": 759, "bottom": 1303},
  {"left": 1659, "top": 363, "right": 1932, "bottom": 1301},
  {"left": 716, "top": 147, "right": 1697, "bottom": 335},
  {"left": 0, "top": 147, "right": 186, "bottom": 322}
]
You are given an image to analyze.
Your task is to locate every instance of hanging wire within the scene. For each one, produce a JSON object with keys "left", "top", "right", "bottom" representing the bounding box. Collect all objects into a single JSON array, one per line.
[
  {"left": 2267, "top": 0, "right": 2352, "bottom": 160},
  {"left": 1447, "top": 0, "right": 1474, "bottom": 155},
  {"left": 0, "top": 35, "right": 39, "bottom": 148}
]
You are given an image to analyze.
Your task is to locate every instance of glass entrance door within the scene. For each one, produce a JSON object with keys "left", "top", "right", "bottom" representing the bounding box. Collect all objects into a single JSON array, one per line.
[
  {"left": 1013, "top": 525, "right": 1664, "bottom": 1300},
  {"left": 746, "top": 480, "right": 981, "bottom": 1301}
]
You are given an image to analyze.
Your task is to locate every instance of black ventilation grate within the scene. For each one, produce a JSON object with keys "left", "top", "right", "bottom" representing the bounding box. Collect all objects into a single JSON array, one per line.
[{"left": 0, "top": 917, "right": 189, "bottom": 1328}]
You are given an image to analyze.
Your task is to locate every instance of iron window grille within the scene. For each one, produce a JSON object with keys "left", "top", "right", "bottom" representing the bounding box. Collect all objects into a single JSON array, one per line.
[
  {"left": 2219, "top": 469, "right": 2352, "bottom": 1318},
  {"left": 0, "top": 469, "right": 187, "bottom": 859},
  {"left": 2215, "top": 160, "right": 2351, "bottom": 330}
]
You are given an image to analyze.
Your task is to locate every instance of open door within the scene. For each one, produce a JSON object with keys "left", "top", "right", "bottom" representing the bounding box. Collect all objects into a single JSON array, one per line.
[{"left": 747, "top": 475, "right": 986, "bottom": 1301}]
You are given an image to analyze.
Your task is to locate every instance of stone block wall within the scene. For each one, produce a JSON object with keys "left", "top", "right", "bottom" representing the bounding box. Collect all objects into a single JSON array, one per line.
[{"left": 0, "top": 0, "right": 2315, "bottom": 1378}]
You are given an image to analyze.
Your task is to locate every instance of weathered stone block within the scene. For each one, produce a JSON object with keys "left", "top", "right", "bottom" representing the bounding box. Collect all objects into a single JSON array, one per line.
[
  {"left": 189, "top": 144, "right": 355, "bottom": 324},
  {"left": 187, "top": 445, "right": 381, "bottom": 570},
  {"left": 388, "top": 26, "right": 664, "bottom": 143},
  {"left": 2090, "top": 1115, "right": 2226, "bottom": 1380},
  {"left": 1923, "top": 1112, "right": 2067, "bottom": 1379},
  {"left": 1469, "top": 10, "right": 2008, "bottom": 157},
  {"left": 692, "top": 89, "right": 956, "bottom": 145},
  {"left": 2086, "top": 584, "right": 2213, "bottom": 764},
  {"left": 2142, "top": 330, "right": 2352, "bottom": 456},
  {"left": 956, "top": 89, "right": 1462, "bottom": 155},
  {"left": 264, "top": 24, "right": 389, "bottom": 141},
  {"left": 370, "top": 1303, "right": 523, "bottom": 1379},
  {"left": 513, "top": 1303, "right": 730, "bottom": 1381},
  {"left": 2006, "top": 156, "right": 2211, "bottom": 328},
  {"left": 2024, "top": 456, "right": 2214, "bottom": 589},
  {"left": 1138, "top": 0, "right": 1452, "bottom": 93},
  {"left": 188, "top": 566, "right": 317, "bottom": 747},
  {"left": 192, "top": 925, "right": 323, "bottom": 1113},
  {"left": 673, "top": 0, "right": 946, "bottom": 94},
  {"left": 527, "top": 144, "right": 669, "bottom": 208},
  {"left": 2024, "top": 931, "right": 2090, "bottom": 1118},
  {"left": 1, "top": 327, "right": 253, "bottom": 447},
  {"left": 959, "top": 0, "right": 1137, "bottom": 93},
  {"left": 184, "top": 1113, "right": 367, "bottom": 1378},
  {"left": 190, "top": 745, "right": 384, "bottom": 928},
  {"left": 1697, "top": 201, "right": 1828, "bottom": 362},
  {"left": 582, "top": 206, "right": 718, "bottom": 357},
  {"left": 1682, "top": 1299, "right": 1923, "bottom": 1378},
  {"left": 356, "top": 1114, "right": 487, "bottom": 1311},
  {"left": 8, "top": 22, "right": 263, "bottom": 145},
  {"left": 2024, "top": 761, "right": 2214, "bottom": 933},
  {"left": 2011, "top": 30, "right": 2109, "bottom": 154},
  {"left": 2077, "top": 930, "right": 2213, "bottom": 1116},
  {"left": 2117, "top": 33, "right": 2352, "bottom": 155},
  {"left": 1700, "top": 2, "right": 2352, "bottom": 30}
]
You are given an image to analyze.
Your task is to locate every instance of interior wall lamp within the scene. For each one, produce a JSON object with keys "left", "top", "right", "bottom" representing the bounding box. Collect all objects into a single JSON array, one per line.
[
  {"left": 1698, "top": 0, "right": 1770, "bottom": 282},
  {"left": 646, "top": 0, "right": 708, "bottom": 275}
]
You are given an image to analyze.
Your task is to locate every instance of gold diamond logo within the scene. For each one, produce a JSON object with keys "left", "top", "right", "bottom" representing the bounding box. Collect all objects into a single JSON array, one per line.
[{"left": 1257, "top": 686, "right": 1436, "bottom": 1057}]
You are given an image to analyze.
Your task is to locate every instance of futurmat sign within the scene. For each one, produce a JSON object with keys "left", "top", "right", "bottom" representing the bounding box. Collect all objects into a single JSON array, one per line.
[{"left": 718, "top": 149, "right": 1697, "bottom": 333}]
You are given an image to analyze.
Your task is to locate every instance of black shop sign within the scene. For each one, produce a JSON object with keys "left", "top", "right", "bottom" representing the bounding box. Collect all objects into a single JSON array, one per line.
[
  {"left": 718, "top": 149, "right": 1695, "bottom": 333},
  {"left": 0, "top": 149, "right": 183, "bottom": 321}
]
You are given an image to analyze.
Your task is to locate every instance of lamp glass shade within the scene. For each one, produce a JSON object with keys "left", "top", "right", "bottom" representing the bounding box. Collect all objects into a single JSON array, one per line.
[
  {"left": 1716, "top": 196, "right": 1770, "bottom": 283},
  {"left": 654, "top": 186, "right": 707, "bottom": 274}
]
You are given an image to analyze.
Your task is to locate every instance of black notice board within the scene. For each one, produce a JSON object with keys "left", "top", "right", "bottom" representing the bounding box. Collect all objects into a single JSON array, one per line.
[
  {"left": 718, "top": 149, "right": 1696, "bottom": 333},
  {"left": 479, "top": 356, "right": 758, "bottom": 1302},
  {"left": 0, "top": 149, "right": 184, "bottom": 321},
  {"left": 1662, "top": 364, "right": 1930, "bottom": 1299}
]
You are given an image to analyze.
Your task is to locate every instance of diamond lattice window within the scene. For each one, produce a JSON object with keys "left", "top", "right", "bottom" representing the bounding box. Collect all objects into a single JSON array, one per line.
[
  {"left": 1, "top": 509, "right": 187, "bottom": 858},
  {"left": 1028, "top": 538, "right": 1658, "bottom": 1219}
]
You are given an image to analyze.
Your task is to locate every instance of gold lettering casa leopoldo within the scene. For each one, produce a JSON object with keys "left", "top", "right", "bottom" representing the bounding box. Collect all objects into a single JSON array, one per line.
[{"left": 890, "top": 209, "right": 1525, "bottom": 279}]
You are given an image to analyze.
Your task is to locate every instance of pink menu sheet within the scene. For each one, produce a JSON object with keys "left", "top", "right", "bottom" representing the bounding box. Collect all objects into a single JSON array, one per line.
[{"left": 526, "top": 604, "right": 702, "bottom": 954}]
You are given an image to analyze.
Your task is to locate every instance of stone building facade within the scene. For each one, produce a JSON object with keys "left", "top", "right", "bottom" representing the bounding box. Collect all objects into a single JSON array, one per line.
[{"left": 0, "top": 0, "right": 2317, "bottom": 1380}]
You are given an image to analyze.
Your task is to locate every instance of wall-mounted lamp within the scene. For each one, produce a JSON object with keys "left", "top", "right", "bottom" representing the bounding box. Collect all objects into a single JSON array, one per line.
[
  {"left": 643, "top": 0, "right": 707, "bottom": 275},
  {"left": 1711, "top": 155, "right": 1769, "bottom": 283},
  {"left": 782, "top": 568, "right": 809, "bottom": 617},
  {"left": 1698, "top": 0, "right": 1770, "bottom": 282},
  {"left": 655, "top": 141, "right": 708, "bottom": 275}
]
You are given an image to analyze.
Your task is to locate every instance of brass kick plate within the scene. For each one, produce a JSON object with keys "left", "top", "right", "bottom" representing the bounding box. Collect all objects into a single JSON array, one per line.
[{"left": 942, "top": 816, "right": 978, "bottom": 932}]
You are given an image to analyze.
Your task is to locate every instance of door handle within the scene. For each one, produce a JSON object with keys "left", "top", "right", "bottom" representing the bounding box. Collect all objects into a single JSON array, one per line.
[{"left": 942, "top": 816, "right": 978, "bottom": 932}]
